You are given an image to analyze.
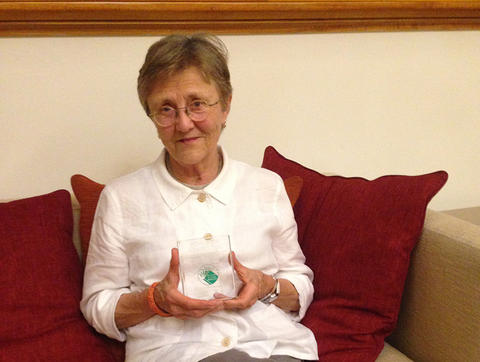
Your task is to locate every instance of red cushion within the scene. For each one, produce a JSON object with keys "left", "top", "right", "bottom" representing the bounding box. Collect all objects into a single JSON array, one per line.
[
  {"left": 283, "top": 175, "right": 303, "bottom": 207},
  {"left": 262, "top": 146, "right": 448, "bottom": 361},
  {"left": 71, "top": 174, "right": 105, "bottom": 265},
  {"left": 0, "top": 190, "right": 116, "bottom": 361}
]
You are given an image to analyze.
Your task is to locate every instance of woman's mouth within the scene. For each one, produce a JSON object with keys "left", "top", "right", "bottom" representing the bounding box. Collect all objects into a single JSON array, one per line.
[{"left": 179, "top": 137, "right": 200, "bottom": 144}]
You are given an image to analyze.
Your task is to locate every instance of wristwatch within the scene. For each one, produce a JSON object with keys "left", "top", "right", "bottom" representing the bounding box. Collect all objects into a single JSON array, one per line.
[{"left": 260, "top": 277, "right": 280, "bottom": 304}]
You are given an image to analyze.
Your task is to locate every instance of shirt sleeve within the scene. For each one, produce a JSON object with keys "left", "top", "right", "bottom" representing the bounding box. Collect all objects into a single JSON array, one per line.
[
  {"left": 80, "top": 187, "right": 131, "bottom": 341},
  {"left": 271, "top": 175, "right": 314, "bottom": 322}
]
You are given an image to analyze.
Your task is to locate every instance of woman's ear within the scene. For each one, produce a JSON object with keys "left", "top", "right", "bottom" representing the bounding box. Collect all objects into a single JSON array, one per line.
[{"left": 224, "top": 95, "right": 232, "bottom": 115}]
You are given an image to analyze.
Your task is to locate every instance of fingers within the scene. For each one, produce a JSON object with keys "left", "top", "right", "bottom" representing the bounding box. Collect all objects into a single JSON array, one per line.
[
  {"left": 160, "top": 248, "right": 224, "bottom": 319},
  {"left": 170, "top": 247, "right": 179, "bottom": 267},
  {"left": 223, "top": 253, "right": 263, "bottom": 311},
  {"left": 213, "top": 293, "right": 232, "bottom": 300},
  {"left": 167, "top": 248, "right": 180, "bottom": 286},
  {"left": 161, "top": 249, "right": 264, "bottom": 317},
  {"left": 160, "top": 288, "right": 223, "bottom": 318},
  {"left": 230, "top": 251, "right": 244, "bottom": 273},
  {"left": 222, "top": 284, "right": 258, "bottom": 310},
  {"left": 166, "top": 291, "right": 224, "bottom": 319}
]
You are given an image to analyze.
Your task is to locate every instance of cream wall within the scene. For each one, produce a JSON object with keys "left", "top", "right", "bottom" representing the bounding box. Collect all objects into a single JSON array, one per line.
[{"left": 1, "top": 32, "right": 479, "bottom": 210}]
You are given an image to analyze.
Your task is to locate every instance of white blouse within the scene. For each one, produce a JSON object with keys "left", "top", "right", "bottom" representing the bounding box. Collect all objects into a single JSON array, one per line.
[{"left": 80, "top": 147, "right": 318, "bottom": 362}]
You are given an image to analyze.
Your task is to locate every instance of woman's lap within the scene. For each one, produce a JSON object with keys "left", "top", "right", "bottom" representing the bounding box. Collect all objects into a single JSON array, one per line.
[{"left": 198, "top": 349, "right": 301, "bottom": 362}]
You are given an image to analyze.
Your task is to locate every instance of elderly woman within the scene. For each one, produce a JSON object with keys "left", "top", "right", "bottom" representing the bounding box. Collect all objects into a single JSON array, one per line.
[{"left": 81, "top": 34, "right": 318, "bottom": 362}]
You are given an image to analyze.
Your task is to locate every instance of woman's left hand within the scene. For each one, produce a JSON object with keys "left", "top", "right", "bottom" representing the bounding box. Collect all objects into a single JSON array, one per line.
[{"left": 221, "top": 252, "right": 274, "bottom": 311}]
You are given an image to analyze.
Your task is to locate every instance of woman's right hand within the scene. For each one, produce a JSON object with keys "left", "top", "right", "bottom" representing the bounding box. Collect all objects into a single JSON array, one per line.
[{"left": 153, "top": 248, "right": 224, "bottom": 319}]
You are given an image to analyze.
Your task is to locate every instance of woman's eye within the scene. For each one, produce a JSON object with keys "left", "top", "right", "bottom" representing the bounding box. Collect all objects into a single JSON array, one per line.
[
  {"left": 160, "top": 106, "right": 174, "bottom": 113},
  {"left": 190, "top": 101, "right": 205, "bottom": 110}
]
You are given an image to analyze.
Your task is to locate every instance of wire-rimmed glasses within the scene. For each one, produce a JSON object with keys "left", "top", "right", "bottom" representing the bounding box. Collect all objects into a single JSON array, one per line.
[{"left": 149, "top": 100, "right": 219, "bottom": 127}]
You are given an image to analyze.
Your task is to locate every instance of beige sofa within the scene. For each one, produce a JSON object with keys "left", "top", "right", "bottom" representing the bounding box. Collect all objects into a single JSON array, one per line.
[
  {"left": 379, "top": 208, "right": 480, "bottom": 361},
  {"left": 70, "top": 203, "right": 480, "bottom": 361}
]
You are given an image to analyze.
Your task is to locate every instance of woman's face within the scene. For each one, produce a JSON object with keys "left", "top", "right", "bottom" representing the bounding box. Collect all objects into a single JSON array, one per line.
[{"left": 147, "top": 66, "right": 231, "bottom": 169}]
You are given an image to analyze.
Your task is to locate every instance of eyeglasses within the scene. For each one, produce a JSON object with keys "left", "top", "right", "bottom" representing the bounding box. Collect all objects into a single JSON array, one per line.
[{"left": 149, "top": 100, "right": 219, "bottom": 127}]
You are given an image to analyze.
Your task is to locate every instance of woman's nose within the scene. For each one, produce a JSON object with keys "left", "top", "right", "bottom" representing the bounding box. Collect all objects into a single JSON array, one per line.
[{"left": 175, "top": 108, "right": 195, "bottom": 132}]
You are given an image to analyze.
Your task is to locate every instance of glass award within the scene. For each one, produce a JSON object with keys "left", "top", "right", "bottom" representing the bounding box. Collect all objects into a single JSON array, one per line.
[{"left": 177, "top": 234, "right": 236, "bottom": 300}]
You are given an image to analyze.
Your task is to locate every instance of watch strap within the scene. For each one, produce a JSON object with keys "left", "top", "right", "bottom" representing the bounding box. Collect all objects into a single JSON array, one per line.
[{"left": 260, "top": 277, "right": 280, "bottom": 304}]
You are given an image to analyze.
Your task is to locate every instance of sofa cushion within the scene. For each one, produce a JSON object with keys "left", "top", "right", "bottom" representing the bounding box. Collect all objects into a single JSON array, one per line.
[
  {"left": 261, "top": 146, "right": 448, "bottom": 362},
  {"left": 283, "top": 175, "right": 303, "bottom": 206},
  {"left": 0, "top": 190, "right": 116, "bottom": 361},
  {"left": 71, "top": 173, "right": 303, "bottom": 264},
  {"left": 71, "top": 174, "right": 105, "bottom": 265}
]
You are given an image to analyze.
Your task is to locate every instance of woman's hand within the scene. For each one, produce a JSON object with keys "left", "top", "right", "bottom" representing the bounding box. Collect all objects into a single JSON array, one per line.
[
  {"left": 153, "top": 248, "right": 224, "bottom": 319},
  {"left": 221, "top": 252, "right": 301, "bottom": 313},
  {"left": 221, "top": 252, "right": 275, "bottom": 311},
  {"left": 114, "top": 248, "right": 223, "bottom": 329}
]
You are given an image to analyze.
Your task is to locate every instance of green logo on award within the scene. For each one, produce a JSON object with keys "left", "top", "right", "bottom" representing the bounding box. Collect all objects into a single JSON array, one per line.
[{"left": 198, "top": 265, "right": 219, "bottom": 285}]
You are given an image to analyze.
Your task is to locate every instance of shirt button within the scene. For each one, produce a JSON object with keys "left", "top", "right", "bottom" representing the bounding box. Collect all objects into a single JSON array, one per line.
[
  {"left": 197, "top": 193, "right": 207, "bottom": 202},
  {"left": 221, "top": 336, "right": 231, "bottom": 347},
  {"left": 204, "top": 233, "right": 213, "bottom": 240}
]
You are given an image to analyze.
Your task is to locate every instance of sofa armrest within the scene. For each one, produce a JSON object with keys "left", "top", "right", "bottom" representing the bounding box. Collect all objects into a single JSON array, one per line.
[{"left": 388, "top": 209, "right": 480, "bottom": 361}]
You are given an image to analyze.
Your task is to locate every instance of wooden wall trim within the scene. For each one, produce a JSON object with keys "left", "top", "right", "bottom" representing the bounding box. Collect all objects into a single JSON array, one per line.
[{"left": 1, "top": 1, "right": 480, "bottom": 36}]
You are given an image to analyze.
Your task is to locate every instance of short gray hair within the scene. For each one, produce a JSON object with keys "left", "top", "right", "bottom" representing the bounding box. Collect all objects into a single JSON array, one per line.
[{"left": 137, "top": 34, "right": 232, "bottom": 115}]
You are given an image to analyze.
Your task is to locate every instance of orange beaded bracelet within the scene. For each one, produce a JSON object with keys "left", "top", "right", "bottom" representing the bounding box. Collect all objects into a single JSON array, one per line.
[{"left": 147, "top": 282, "right": 171, "bottom": 317}]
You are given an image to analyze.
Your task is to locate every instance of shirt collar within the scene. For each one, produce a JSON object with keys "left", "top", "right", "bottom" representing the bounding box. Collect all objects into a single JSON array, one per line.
[{"left": 151, "top": 146, "right": 236, "bottom": 210}]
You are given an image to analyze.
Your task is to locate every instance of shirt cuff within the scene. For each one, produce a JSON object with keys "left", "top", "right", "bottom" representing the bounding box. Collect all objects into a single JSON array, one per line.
[
  {"left": 81, "top": 288, "right": 130, "bottom": 342},
  {"left": 277, "top": 274, "right": 313, "bottom": 322}
]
